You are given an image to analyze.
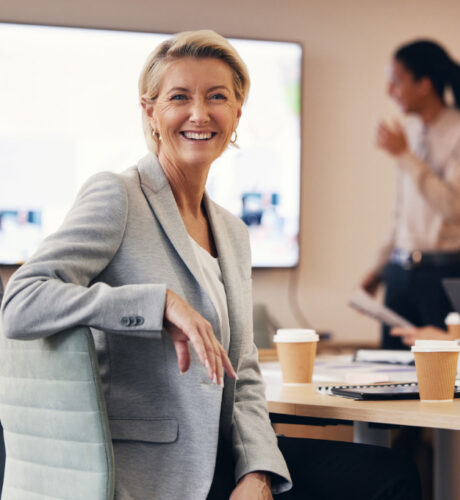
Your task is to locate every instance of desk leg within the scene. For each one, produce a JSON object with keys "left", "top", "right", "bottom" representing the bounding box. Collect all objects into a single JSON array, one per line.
[
  {"left": 434, "top": 429, "right": 460, "bottom": 500},
  {"left": 353, "top": 422, "right": 391, "bottom": 447}
]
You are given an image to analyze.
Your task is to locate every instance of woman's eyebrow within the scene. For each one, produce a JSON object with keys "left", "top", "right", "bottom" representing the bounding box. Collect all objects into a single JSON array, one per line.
[
  {"left": 208, "top": 85, "right": 230, "bottom": 92},
  {"left": 167, "top": 86, "right": 190, "bottom": 94},
  {"left": 165, "top": 85, "right": 230, "bottom": 95}
]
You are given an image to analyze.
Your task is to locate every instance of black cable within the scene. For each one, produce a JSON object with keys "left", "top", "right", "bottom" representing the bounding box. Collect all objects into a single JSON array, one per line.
[{"left": 288, "top": 266, "right": 315, "bottom": 329}]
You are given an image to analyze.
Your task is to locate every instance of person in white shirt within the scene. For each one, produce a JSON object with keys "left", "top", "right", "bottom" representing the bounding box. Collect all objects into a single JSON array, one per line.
[{"left": 361, "top": 39, "right": 460, "bottom": 349}]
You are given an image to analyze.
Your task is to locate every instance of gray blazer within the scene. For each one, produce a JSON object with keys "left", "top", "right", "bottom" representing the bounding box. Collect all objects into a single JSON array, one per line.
[{"left": 1, "top": 154, "right": 291, "bottom": 499}]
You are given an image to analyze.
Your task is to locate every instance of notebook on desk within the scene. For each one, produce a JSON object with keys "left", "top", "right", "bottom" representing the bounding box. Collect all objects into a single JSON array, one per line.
[{"left": 317, "top": 382, "right": 460, "bottom": 400}]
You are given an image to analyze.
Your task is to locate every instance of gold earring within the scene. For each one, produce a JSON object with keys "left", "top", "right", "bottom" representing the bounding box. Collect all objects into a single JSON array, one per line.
[
  {"left": 152, "top": 129, "right": 161, "bottom": 144},
  {"left": 230, "top": 130, "right": 238, "bottom": 145}
]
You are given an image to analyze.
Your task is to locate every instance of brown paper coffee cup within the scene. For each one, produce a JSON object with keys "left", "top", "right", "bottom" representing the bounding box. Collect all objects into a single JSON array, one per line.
[
  {"left": 274, "top": 329, "right": 319, "bottom": 384},
  {"left": 412, "top": 340, "right": 460, "bottom": 402}
]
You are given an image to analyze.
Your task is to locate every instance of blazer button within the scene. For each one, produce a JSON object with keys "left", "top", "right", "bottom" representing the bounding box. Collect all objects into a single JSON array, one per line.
[
  {"left": 136, "top": 316, "right": 145, "bottom": 326},
  {"left": 121, "top": 316, "right": 130, "bottom": 327}
]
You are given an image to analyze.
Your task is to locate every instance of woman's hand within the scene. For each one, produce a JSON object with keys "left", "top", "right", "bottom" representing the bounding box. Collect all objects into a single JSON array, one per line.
[
  {"left": 164, "top": 289, "right": 237, "bottom": 384},
  {"left": 376, "top": 120, "right": 408, "bottom": 157},
  {"left": 360, "top": 271, "right": 382, "bottom": 296},
  {"left": 230, "top": 472, "right": 273, "bottom": 500},
  {"left": 390, "top": 325, "right": 450, "bottom": 346}
]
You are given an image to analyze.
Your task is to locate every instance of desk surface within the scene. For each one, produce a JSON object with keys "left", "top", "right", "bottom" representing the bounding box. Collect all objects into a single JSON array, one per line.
[{"left": 261, "top": 360, "right": 460, "bottom": 431}]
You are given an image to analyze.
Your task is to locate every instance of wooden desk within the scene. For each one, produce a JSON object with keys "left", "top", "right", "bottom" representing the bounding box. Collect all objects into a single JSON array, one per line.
[
  {"left": 264, "top": 375, "right": 460, "bottom": 431},
  {"left": 261, "top": 361, "right": 460, "bottom": 500}
]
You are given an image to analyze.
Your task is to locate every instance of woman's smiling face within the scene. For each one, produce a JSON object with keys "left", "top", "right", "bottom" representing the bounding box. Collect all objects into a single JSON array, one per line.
[
  {"left": 148, "top": 57, "right": 242, "bottom": 170},
  {"left": 387, "top": 59, "right": 428, "bottom": 114}
]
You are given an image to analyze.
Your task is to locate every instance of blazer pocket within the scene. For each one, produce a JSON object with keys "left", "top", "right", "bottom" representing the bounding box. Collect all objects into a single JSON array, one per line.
[{"left": 109, "top": 417, "right": 178, "bottom": 443}]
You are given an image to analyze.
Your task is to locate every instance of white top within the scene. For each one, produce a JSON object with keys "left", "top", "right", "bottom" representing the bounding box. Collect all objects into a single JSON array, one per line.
[
  {"left": 189, "top": 236, "right": 230, "bottom": 351},
  {"left": 371, "top": 107, "right": 460, "bottom": 273}
]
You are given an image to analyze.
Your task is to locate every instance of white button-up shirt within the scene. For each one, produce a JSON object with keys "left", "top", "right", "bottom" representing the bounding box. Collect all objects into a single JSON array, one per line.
[{"left": 371, "top": 107, "right": 460, "bottom": 273}]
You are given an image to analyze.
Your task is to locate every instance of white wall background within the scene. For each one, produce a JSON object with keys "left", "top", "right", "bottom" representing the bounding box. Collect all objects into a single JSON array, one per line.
[{"left": 2, "top": 0, "right": 460, "bottom": 344}]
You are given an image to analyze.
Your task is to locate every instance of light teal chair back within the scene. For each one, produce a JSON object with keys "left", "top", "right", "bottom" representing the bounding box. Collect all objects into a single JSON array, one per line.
[{"left": 0, "top": 326, "right": 115, "bottom": 500}]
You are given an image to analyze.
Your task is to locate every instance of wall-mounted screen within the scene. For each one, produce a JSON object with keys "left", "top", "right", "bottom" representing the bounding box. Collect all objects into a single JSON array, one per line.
[{"left": 0, "top": 23, "right": 301, "bottom": 267}]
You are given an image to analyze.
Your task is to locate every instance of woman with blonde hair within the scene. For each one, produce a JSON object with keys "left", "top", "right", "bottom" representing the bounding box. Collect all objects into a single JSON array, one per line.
[{"left": 2, "top": 30, "right": 420, "bottom": 499}]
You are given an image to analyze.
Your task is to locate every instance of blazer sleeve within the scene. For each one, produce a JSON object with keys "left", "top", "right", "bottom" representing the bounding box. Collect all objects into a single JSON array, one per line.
[
  {"left": 226, "top": 221, "right": 292, "bottom": 494},
  {"left": 232, "top": 340, "right": 292, "bottom": 494},
  {"left": 1, "top": 172, "right": 166, "bottom": 340}
]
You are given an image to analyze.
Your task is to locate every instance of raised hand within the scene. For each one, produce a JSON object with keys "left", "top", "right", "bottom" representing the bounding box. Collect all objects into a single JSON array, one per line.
[
  {"left": 376, "top": 120, "right": 408, "bottom": 157},
  {"left": 360, "top": 270, "right": 382, "bottom": 297}
]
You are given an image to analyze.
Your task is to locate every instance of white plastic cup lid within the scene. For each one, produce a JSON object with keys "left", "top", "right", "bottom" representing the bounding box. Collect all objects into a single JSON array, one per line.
[
  {"left": 445, "top": 312, "right": 460, "bottom": 325},
  {"left": 273, "top": 329, "right": 319, "bottom": 343},
  {"left": 411, "top": 340, "right": 460, "bottom": 353}
]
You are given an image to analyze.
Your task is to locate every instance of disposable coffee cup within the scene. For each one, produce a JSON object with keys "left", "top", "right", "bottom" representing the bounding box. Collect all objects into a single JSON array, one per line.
[
  {"left": 411, "top": 340, "right": 460, "bottom": 402},
  {"left": 273, "top": 329, "right": 319, "bottom": 384},
  {"left": 445, "top": 312, "right": 460, "bottom": 339}
]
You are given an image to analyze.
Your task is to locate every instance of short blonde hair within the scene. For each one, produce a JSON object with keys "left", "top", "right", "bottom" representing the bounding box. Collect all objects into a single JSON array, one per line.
[{"left": 139, "top": 30, "right": 250, "bottom": 153}]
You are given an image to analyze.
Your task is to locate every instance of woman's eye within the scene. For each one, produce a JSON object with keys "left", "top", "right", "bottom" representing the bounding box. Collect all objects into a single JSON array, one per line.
[
  {"left": 210, "top": 93, "right": 226, "bottom": 100},
  {"left": 171, "top": 94, "right": 187, "bottom": 101}
]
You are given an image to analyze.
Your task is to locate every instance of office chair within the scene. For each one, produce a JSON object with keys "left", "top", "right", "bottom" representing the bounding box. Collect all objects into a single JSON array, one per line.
[{"left": 0, "top": 325, "right": 115, "bottom": 500}]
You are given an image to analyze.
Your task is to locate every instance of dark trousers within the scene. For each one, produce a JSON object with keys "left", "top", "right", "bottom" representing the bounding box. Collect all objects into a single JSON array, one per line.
[
  {"left": 207, "top": 436, "right": 421, "bottom": 499},
  {"left": 382, "top": 262, "right": 460, "bottom": 350}
]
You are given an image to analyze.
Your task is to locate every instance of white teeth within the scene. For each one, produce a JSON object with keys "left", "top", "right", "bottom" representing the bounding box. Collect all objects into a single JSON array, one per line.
[{"left": 183, "top": 132, "right": 212, "bottom": 140}]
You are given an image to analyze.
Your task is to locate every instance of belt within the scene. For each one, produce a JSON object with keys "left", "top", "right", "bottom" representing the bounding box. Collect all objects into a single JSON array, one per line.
[{"left": 390, "top": 249, "right": 460, "bottom": 269}]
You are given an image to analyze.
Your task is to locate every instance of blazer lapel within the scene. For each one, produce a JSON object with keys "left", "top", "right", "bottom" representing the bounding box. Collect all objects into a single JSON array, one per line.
[
  {"left": 137, "top": 153, "right": 243, "bottom": 361},
  {"left": 204, "top": 194, "right": 244, "bottom": 364},
  {"left": 137, "top": 154, "right": 206, "bottom": 289}
]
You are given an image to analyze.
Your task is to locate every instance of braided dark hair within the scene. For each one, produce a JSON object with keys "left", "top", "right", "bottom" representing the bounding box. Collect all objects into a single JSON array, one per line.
[{"left": 395, "top": 39, "right": 460, "bottom": 109}]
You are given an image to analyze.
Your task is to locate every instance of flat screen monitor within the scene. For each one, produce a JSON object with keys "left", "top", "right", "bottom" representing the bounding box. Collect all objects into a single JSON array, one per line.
[{"left": 0, "top": 23, "right": 301, "bottom": 267}]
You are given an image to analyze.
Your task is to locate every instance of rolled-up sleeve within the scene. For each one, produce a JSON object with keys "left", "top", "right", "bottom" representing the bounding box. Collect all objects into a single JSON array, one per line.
[{"left": 399, "top": 150, "right": 460, "bottom": 221}]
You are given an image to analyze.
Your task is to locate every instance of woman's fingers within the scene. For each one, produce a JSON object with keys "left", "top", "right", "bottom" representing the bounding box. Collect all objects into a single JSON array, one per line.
[
  {"left": 390, "top": 327, "right": 409, "bottom": 336},
  {"left": 201, "top": 323, "right": 238, "bottom": 384},
  {"left": 164, "top": 289, "right": 235, "bottom": 385},
  {"left": 200, "top": 322, "right": 237, "bottom": 385},
  {"left": 184, "top": 324, "right": 211, "bottom": 368},
  {"left": 172, "top": 339, "right": 191, "bottom": 374},
  {"left": 184, "top": 323, "right": 229, "bottom": 385},
  {"left": 376, "top": 125, "right": 391, "bottom": 148},
  {"left": 390, "top": 327, "right": 416, "bottom": 346},
  {"left": 203, "top": 321, "right": 219, "bottom": 381},
  {"left": 402, "top": 335, "right": 415, "bottom": 346},
  {"left": 391, "top": 325, "right": 451, "bottom": 347},
  {"left": 375, "top": 120, "right": 407, "bottom": 156}
]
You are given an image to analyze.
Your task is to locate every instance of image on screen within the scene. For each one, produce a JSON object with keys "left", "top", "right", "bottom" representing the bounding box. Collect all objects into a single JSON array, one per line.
[{"left": 0, "top": 23, "right": 301, "bottom": 267}]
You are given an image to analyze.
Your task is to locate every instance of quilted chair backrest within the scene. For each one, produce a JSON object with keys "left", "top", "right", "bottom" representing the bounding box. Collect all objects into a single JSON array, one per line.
[{"left": 0, "top": 325, "right": 115, "bottom": 500}]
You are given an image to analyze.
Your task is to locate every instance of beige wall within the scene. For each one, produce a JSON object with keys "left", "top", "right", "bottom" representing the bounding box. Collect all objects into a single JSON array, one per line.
[{"left": 2, "top": 0, "right": 460, "bottom": 343}]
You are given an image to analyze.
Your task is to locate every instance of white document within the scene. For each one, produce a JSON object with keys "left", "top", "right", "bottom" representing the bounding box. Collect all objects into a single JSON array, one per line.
[
  {"left": 353, "top": 349, "right": 415, "bottom": 365},
  {"left": 349, "top": 288, "right": 415, "bottom": 328}
]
